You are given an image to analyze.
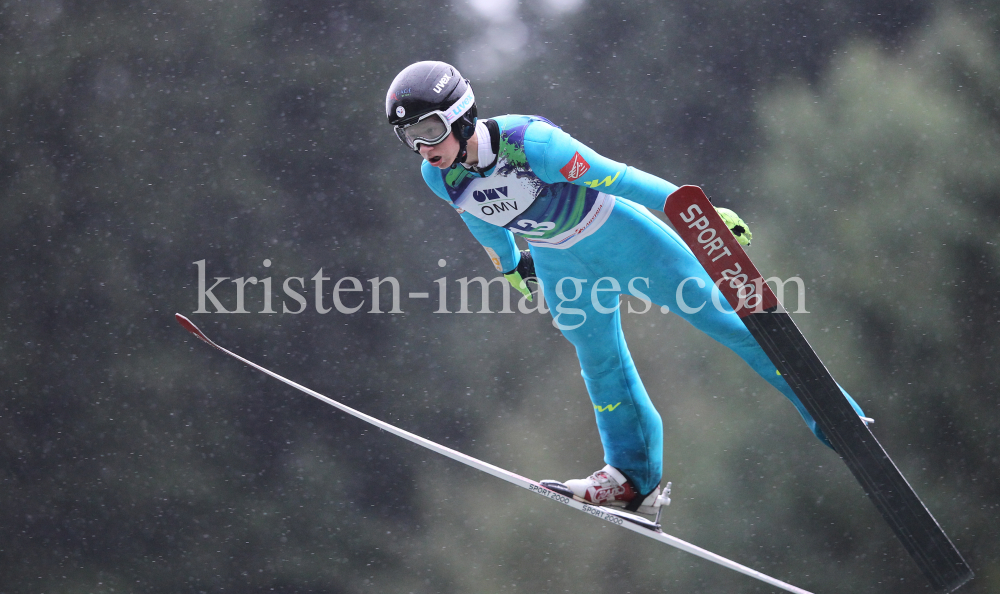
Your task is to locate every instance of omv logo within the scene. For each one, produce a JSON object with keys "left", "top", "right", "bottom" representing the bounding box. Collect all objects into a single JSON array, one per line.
[{"left": 473, "top": 186, "right": 509, "bottom": 203}]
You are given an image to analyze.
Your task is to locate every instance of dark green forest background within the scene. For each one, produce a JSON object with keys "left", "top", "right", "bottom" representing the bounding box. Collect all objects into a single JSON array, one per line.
[{"left": 2, "top": 0, "right": 998, "bottom": 592}]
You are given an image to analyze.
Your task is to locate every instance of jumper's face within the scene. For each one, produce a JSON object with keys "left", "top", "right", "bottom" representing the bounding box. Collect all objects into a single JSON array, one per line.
[{"left": 419, "top": 132, "right": 460, "bottom": 169}]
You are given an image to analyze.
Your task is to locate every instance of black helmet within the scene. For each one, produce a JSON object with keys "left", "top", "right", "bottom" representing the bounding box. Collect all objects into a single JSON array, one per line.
[{"left": 386, "top": 61, "right": 478, "bottom": 157}]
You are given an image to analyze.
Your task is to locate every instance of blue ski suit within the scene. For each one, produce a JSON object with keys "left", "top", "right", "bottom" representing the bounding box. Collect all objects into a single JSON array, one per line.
[{"left": 421, "top": 115, "right": 865, "bottom": 495}]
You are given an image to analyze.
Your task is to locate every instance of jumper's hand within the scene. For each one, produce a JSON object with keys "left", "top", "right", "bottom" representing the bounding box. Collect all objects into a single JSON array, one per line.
[
  {"left": 715, "top": 207, "right": 752, "bottom": 247},
  {"left": 504, "top": 250, "right": 537, "bottom": 301}
]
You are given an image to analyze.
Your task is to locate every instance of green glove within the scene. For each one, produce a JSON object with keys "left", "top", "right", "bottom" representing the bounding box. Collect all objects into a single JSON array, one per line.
[
  {"left": 504, "top": 270, "right": 532, "bottom": 301},
  {"left": 715, "top": 207, "right": 752, "bottom": 247},
  {"left": 504, "top": 249, "right": 536, "bottom": 301}
]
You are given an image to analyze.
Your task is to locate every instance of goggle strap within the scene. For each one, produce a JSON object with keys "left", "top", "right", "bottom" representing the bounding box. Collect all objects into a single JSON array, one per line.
[{"left": 443, "top": 85, "right": 476, "bottom": 125}]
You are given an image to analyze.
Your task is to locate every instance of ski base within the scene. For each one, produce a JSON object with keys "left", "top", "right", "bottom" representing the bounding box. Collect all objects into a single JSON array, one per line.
[
  {"left": 663, "top": 185, "right": 973, "bottom": 593},
  {"left": 176, "top": 313, "right": 815, "bottom": 594}
]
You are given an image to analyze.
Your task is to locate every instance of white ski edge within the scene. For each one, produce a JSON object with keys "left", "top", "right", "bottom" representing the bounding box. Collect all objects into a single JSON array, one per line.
[{"left": 175, "top": 314, "right": 815, "bottom": 594}]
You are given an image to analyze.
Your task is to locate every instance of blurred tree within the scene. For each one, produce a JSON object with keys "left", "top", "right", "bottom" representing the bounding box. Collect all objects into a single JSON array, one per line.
[
  {"left": 2, "top": 0, "right": 997, "bottom": 592},
  {"left": 463, "top": 0, "right": 944, "bottom": 193},
  {"left": 0, "top": 0, "right": 479, "bottom": 592},
  {"left": 747, "top": 9, "right": 1000, "bottom": 591}
]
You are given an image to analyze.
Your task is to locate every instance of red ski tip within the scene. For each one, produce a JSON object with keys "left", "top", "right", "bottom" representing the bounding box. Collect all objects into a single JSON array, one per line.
[{"left": 175, "top": 313, "right": 213, "bottom": 346}]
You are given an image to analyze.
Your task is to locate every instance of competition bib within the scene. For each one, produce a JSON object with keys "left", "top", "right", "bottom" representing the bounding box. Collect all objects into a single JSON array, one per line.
[{"left": 450, "top": 174, "right": 540, "bottom": 227}]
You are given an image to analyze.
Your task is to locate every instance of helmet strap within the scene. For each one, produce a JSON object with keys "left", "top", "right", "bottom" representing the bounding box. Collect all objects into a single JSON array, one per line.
[
  {"left": 450, "top": 118, "right": 475, "bottom": 169},
  {"left": 451, "top": 137, "right": 468, "bottom": 169}
]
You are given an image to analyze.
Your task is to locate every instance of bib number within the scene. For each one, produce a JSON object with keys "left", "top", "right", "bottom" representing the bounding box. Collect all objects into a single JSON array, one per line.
[{"left": 510, "top": 219, "right": 555, "bottom": 237}]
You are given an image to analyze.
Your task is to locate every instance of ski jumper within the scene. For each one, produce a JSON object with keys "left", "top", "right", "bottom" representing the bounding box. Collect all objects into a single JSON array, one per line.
[{"left": 420, "top": 115, "right": 865, "bottom": 495}]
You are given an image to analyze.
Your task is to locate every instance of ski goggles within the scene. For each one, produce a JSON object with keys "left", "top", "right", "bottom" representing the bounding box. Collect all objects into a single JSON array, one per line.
[{"left": 394, "top": 85, "right": 475, "bottom": 151}]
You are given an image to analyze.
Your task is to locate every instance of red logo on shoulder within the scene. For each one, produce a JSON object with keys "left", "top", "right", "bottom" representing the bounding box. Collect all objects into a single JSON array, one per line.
[{"left": 560, "top": 152, "right": 590, "bottom": 182}]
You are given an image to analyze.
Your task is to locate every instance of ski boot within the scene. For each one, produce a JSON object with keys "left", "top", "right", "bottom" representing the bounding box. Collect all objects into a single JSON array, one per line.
[{"left": 542, "top": 465, "right": 665, "bottom": 515}]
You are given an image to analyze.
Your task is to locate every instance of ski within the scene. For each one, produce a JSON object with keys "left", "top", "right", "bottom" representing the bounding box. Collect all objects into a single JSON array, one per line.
[
  {"left": 663, "top": 185, "right": 973, "bottom": 593},
  {"left": 175, "top": 313, "right": 814, "bottom": 594}
]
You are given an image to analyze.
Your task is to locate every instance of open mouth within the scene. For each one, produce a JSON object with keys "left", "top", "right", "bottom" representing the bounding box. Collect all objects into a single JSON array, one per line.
[{"left": 428, "top": 155, "right": 443, "bottom": 166}]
